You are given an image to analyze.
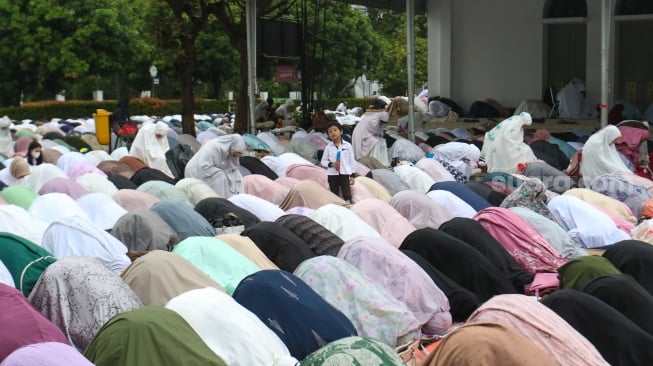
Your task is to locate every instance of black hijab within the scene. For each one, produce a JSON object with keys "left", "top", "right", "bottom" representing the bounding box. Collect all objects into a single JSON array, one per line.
[
  {"left": 239, "top": 156, "right": 278, "bottom": 181},
  {"left": 401, "top": 249, "right": 480, "bottom": 322},
  {"left": 241, "top": 222, "right": 316, "bottom": 272},
  {"left": 194, "top": 197, "right": 260, "bottom": 229},
  {"left": 541, "top": 289, "right": 653, "bottom": 366},
  {"left": 582, "top": 274, "right": 653, "bottom": 336},
  {"left": 464, "top": 181, "right": 507, "bottom": 206},
  {"left": 131, "top": 168, "right": 176, "bottom": 186},
  {"left": 400, "top": 228, "right": 517, "bottom": 302},
  {"left": 603, "top": 240, "right": 653, "bottom": 296},
  {"left": 275, "top": 214, "right": 344, "bottom": 256},
  {"left": 439, "top": 217, "right": 534, "bottom": 292},
  {"left": 108, "top": 174, "right": 138, "bottom": 190}
]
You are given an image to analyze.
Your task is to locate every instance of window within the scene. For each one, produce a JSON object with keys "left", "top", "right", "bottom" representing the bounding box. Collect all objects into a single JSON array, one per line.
[
  {"left": 616, "top": 0, "right": 653, "bottom": 15},
  {"left": 544, "top": 0, "right": 587, "bottom": 18}
]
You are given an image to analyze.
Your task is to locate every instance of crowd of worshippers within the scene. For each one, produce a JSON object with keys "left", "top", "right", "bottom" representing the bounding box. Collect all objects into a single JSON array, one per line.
[{"left": 3, "top": 99, "right": 653, "bottom": 365}]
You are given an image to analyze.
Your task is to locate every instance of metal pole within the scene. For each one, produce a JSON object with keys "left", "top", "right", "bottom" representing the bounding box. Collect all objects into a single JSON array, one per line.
[
  {"left": 406, "top": 0, "right": 416, "bottom": 142},
  {"left": 246, "top": 0, "right": 257, "bottom": 134},
  {"left": 600, "top": 0, "right": 610, "bottom": 127}
]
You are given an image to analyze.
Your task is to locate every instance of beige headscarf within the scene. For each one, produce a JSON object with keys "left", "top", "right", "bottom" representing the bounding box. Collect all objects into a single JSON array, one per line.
[
  {"left": 215, "top": 234, "right": 279, "bottom": 270},
  {"left": 120, "top": 250, "right": 225, "bottom": 306}
]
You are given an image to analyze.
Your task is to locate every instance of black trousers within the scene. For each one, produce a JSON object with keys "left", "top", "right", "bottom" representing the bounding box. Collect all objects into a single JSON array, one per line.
[{"left": 328, "top": 174, "right": 352, "bottom": 202}]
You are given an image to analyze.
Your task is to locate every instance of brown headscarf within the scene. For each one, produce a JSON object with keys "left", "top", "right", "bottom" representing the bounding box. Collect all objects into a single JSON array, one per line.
[
  {"left": 119, "top": 156, "right": 148, "bottom": 172},
  {"left": 423, "top": 322, "right": 557, "bottom": 366}
]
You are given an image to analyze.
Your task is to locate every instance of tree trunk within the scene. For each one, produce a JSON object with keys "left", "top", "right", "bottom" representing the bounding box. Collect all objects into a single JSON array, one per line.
[
  {"left": 179, "top": 39, "right": 196, "bottom": 137},
  {"left": 233, "top": 46, "right": 249, "bottom": 134}
]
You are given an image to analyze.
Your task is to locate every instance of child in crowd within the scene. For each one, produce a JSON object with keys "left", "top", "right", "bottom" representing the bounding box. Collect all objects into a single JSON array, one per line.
[{"left": 321, "top": 121, "right": 356, "bottom": 203}]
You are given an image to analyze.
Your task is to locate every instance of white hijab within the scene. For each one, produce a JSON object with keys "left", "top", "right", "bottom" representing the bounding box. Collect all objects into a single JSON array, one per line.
[
  {"left": 228, "top": 193, "right": 285, "bottom": 222},
  {"left": 0, "top": 204, "right": 48, "bottom": 246},
  {"left": 352, "top": 112, "right": 389, "bottom": 163},
  {"left": 261, "top": 155, "right": 291, "bottom": 177},
  {"left": 76, "top": 173, "right": 119, "bottom": 196},
  {"left": 0, "top": 115, "right": 14, "bottom": 158},
  {"left": 425, "top": 190, "right": 477, "bottom": 218},
  {"left": 257, "top": 131, "right": 286, "bottom": 156},
  {"left": 435, "top": 142, "right": 481, "bottom": 179},
  {"left": 57, "top": 152, "right": 91, "bottom": 174},
  {"left": 27, "top": 163, "right": 68, "bottom": 192},
  {"left": 310, "top": 203, "right": 382, "bottom": 242},
  {"left": 393, "top": 164, "right": 435, "bottom": 193},
  {"left": 129, "top": 121, "right": 174, "bottom": 178},
  {"left": 166, "top": 288, "right": 298, "bottom": 366},
  {"left": 29, "top": 193, "right": 90, "bottom": 225},
  {"left": 548, "top": 195, "right": 630, "bottom": 249},
  {"left": 481, "top": 112, "right": 538, "bottom": 173},
  {"left": 580, "top": 125, "right": 631, "bottom": 183},
  {"left": 76, "top": 193, "right": 128, "bottom": 230},
  {"left": 42, "top": 215, "right": 131, "bottom": 274}
]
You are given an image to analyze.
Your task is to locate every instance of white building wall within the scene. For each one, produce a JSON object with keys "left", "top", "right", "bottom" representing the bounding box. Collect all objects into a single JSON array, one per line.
[{"left": 426, "top": 0, "right": 619, "bottom": 113}]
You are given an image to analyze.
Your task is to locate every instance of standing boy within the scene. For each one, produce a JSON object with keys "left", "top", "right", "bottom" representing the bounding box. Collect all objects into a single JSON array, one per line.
[{"left": 321, "top": 121, "right": 356, "bottom": 202}]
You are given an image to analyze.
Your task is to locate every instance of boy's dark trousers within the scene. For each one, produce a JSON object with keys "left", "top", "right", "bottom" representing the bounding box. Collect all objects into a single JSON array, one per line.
[{"left": 328, "top": 174, "right": 352, "bottom": 202}]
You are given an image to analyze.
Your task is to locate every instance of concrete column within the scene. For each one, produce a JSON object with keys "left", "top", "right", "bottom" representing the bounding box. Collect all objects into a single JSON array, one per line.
[{"left": 426, "top": 0, "right": 452, "bottom": 98}]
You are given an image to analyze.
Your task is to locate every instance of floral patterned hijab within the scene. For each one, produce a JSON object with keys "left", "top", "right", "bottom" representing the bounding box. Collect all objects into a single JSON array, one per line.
[{"left": 500, "top": 178, "right": 558, "bottom": 223}]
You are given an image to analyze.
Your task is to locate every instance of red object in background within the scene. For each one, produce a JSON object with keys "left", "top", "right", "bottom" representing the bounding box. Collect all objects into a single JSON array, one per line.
[
  {"left": 117, "top": 124, "right": 138, "bottom": 136},
  {"left": 275, "top": 65, "right": 298, "bottom": 83}
]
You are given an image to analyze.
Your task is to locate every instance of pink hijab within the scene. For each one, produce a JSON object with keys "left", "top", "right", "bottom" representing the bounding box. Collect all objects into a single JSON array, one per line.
[
  {"left": 285, "top": 163, "right": 328, "bottom": 187},
  {"left": 67, "top": 162, "right": 107, "bottom": 182},
  {"left": 38, "top": 177, "right": 89, "bottom": 200},
  {"left": 243, "top": 174, "right": 290, "bottom": 205},
  {"left": 474, "top": 207, "right": 568, "bottom": 274},
  {"left": 112, "top": 189, "right": 161, "bottom": 211},
  {"left": 338, "top": 236, "right": 452, "bottom": 335},
  {"left": 351, "top": 198, "right": 417, "bottom": 248},
  {"left": 274, "top": 176, "right": 301, "bottom": 189},
  {"left": 390, "top": 190, "right": 456, "bottom": 230}
]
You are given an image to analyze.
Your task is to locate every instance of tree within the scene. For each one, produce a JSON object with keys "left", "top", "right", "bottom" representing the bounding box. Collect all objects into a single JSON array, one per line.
[
  {"left": 0, "top": 0, "right": 148, "bottom": 105},
  {"left": 195, "top": 22, "right": 241, "bottom": 99},
  {"left": 367, "top": 9, "right": 428, "bottom": 97},
  {"left": 212, "top": 0, "right": 296, "bottom": 133},
  {"left": 146, "top": 0, "right": 222, "bottom": 136}
]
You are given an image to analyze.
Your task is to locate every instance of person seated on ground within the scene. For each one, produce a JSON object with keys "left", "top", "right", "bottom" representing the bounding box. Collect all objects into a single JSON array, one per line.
[
  {"left": 184, "top": 134, "right": 248, "bottom": 199},
  {"left": 352, "top": 111, "right": 390, "bottom": 167},
  {"left": 275, "top": 99, "right": 295, "bottom": 127},
  {"left": 129, "top": 121, "right": 174, "bottom": 179},
  {"left": 26, "top": 141, "right": 43, "bottom": 166},
  {"left": 335, "top": 101, "right": 348, "bottom": 115},
  {"left": 311, "top": 102, "right": 330, "bottom": 133},
  {"left": 557, "top": 78, "right": 597, "bottom": 119}
]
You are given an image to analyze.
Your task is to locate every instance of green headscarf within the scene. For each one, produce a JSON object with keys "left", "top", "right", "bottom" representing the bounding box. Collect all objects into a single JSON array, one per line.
[
  {"left": 84, "top": 306, "right": 226, "bottom": 366},
  {"left": 558, "top": 255, "right": 621, "bottom": 290},
  {"left": 2, "top": 186, "right": 39, "bottom": 210},
  {"left": 301, "top": 336, "right": 404, "bottom": 365},
  {"left": 0, "top": 232, "right": 56, "bottom": 296}
]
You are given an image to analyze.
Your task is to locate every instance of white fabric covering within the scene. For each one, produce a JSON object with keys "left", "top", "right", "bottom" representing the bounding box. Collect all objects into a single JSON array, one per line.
[
  {"left": 228, "top": 193, "right": 285, "bottom": 222},
  {"left": 76, "top": 193, "right": 128, "bottom": 230},
  {"left": 548, "top": 195, "right": 630, "bottom": 249},
  {"left": 393, "top": 165, "right": 436, "bottom": 193},
  {"left": 42, "top": 215, "right": 131, "bottom": 274},
  {"left": 481, "top": 112, "right": 538, "bottom": 173},
  {"left": 580, "top": 125, "right": 632, "bottom": 183},
  {"left": 310, "top": 204, "right": 382, "bottom": 242},
  {"left": 425, "top": 190, "right": 477, "bottom": 218},
  {"left": 166, "top": 287, "right": 298, "bottom": 366},
  {"left": 0, "top": 204, "right": 48, "bottom": 246}
]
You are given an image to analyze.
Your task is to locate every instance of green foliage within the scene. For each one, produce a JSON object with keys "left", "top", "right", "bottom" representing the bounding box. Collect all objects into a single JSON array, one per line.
[
  {"left": 0, "top": 0, "right": 150, "bottom": 106},
  {"left": 367, "top": 9, "right": 428, "bottom": 96},
  {"left": 0, "top": 98, "right": 232, "bottom": 120}
]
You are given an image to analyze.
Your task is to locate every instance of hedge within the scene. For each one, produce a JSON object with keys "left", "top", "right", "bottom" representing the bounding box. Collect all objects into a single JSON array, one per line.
[{"left": 0, "top": 97, "right": 379, "bottom": 121}]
